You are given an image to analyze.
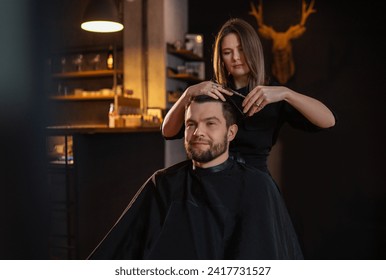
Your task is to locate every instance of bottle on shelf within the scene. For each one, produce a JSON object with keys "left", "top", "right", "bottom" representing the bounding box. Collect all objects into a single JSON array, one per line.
[
  {"left": 108, "top": 103, "right": 116, "bottom": 128},
  {"left": 107, "top": 46, "right": 114, "bottom": 70}
]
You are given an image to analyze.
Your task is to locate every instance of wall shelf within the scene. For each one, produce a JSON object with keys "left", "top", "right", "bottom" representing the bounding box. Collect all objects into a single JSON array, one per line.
[
  {"left": 167, "top": 68, "right": 203, "bottom": 83},
  {"left": 49, "top": 94, "right": 116, "bottom": 101},
  {"left": 166, "top": 41, "right": 205, "bottom": 107},
  {"left": 52, "top": 70, "right": 123, "bottom": 79},
  {"left": 167, "top": 43, "right": 203, "bottom": 61}
]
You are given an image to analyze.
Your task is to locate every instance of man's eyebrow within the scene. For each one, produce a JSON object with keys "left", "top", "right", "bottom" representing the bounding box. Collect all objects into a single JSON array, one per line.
[
  {"left": 203, "top": 116, "right": 221, "bottom": 122},
  {"left": 185, "top": 116, "right": 221, "bottom": 123}
]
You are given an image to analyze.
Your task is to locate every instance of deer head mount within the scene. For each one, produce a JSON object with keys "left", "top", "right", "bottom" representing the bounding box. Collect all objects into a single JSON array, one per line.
[{"left": 249, "top": 0, "right": 316, "bottom": 84}]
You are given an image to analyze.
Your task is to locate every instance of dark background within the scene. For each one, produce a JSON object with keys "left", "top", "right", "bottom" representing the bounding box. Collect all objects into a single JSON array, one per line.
[
  {"left": 1, "top": 0, "right": 51, "bottom": 259},
  {"left": 1, "top": 0, "right": 385, "bottom": 259},
  {"left": 188, "top": 0, "right": 385, "bottom": 259}
]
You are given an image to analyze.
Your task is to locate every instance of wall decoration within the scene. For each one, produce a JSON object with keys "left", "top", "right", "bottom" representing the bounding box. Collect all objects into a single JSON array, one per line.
[{"left": 249, "top": 0, "right": 316, "bottom": 84}]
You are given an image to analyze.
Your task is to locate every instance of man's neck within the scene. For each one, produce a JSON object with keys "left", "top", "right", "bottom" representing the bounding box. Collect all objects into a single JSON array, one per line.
[{"left": 192, "top": 152, "right": 229, "bottom": 169}]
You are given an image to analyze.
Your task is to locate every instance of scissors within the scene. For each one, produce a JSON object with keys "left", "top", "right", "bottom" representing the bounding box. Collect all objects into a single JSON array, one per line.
[
  {"left": 215, "top": 84, "right": 247, "bottom": 117},
  {"left": 210, "top": 79, "right": 248, "bottom": 116},
  {"left": 221, "top": 86, "right": 246, "bottom": 99},
  {"left": 210, "top": 79, "right": 246, "bottom": 99}
]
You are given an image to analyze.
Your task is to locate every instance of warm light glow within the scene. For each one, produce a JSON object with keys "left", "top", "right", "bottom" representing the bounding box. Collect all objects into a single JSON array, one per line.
[{"left": 81, "top": 21, "right": 124, "bottom": 33}]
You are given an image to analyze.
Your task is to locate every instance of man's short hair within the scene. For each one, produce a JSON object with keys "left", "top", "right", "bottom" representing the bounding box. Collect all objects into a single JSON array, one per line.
[{"left": 186, "top": 95, "right": 238, "bottom": 127}]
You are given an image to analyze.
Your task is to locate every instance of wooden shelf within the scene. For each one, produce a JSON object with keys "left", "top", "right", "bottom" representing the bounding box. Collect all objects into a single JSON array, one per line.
[
  {"left": 50, "top": 45, "right": 123, "bottom": 55},
  {"left": 52, "top": 70, "right": 123, "bottom": 79},
  {"left": 167, "top": 43, "right": 203, "bottom": 61},
  {"left": 46, "top": 125, "right": 161, "bottom": 135},
  {"left": 167, "top": 68, "right": 203, "bottom": 83},
  {"left": 49, "top": 94, "right": 116, "bottom": 101}
]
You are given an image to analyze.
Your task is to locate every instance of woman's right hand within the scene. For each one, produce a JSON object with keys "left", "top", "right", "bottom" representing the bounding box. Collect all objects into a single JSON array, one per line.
[{"left": 185, "top": 81, "right": 232, "bottom": 102}]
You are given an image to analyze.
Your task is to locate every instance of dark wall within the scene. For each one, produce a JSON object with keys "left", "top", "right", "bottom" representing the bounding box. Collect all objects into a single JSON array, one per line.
[
  {"left": 1, "top": 0, "right": 51, "bottom": 259},
  {"left": 0, "top": 0, "right": 123, "bottom": 259},
  {"left": 189, "top": 0, "right": 386, "bottom": 259}
]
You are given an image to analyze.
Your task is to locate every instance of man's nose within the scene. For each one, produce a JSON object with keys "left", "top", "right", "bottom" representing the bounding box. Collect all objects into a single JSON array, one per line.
[{"left": 193, "top": 125, "right": 204, "bottom": 136}]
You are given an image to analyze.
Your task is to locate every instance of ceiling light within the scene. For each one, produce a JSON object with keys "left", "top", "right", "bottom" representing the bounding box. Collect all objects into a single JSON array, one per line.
[{"left": 81, "top": 0, "right": 123, "bottom": 33}]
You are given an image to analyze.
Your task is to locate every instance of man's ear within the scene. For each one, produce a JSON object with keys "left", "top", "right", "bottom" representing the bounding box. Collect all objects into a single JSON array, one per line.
[{"left": 227, "top": 124, "right": 238, "bottom": 141}]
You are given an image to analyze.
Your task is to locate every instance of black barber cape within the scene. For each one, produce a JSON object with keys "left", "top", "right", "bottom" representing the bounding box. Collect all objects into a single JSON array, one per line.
[{"left": 88, "top": 158, "right": 303, "bottom": 259}]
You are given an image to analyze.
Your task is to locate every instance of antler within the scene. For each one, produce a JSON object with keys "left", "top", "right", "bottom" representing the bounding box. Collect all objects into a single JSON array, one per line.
[
  {"left": 300, "top": 0, "right": 316, "bottom": 26},
  {"left": 285, "top": 0, "right": 316, "bottom": 39},
  {"left": 249, "top": 0, "right": 275, "bottom": 39}
]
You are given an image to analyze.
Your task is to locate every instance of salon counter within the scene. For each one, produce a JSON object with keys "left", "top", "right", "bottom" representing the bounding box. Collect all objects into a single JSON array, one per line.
[
  {"left": 46, "top": 125, "right": 165, "bottom": 259},
  {"left": 46, "top": 124, "right": 162, "bottom": 135}
]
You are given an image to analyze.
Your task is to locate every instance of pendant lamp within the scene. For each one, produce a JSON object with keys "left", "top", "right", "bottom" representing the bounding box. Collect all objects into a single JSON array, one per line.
[{"left": 81, "top": 0, "right": 123, "bottom": 33}]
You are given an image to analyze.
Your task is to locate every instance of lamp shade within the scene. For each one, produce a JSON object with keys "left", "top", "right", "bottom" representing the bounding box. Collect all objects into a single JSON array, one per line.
[{"left": 81, "top": 0, "right": 123, "bottom": 33}]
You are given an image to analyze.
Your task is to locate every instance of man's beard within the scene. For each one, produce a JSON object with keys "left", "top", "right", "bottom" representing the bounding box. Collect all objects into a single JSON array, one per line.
[{"left": 185, "top": 134, "right": 228, "bottom": 163}]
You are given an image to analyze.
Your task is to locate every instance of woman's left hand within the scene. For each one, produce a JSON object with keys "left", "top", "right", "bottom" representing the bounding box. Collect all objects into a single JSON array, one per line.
[{"left": 242, "top": 85, "right": 289, "bottom": 116}]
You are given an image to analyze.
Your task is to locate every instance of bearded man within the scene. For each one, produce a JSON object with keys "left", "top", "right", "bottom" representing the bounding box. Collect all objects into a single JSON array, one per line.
[{"left": 88, "top": 95, "right": 303, "bottom": 260}]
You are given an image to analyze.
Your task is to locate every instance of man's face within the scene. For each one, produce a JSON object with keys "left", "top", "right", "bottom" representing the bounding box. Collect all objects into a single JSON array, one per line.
[{"left": 184, "top": 101, "right": 237, "bottom": 167}]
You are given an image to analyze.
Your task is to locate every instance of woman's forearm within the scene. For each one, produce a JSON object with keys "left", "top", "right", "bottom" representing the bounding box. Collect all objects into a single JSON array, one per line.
[
  {"left": 284, "top": 89, "right": 336, "bottom": 128},
  {"left": 161, "top": 90, "right": 190, "bottom": 137}
]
